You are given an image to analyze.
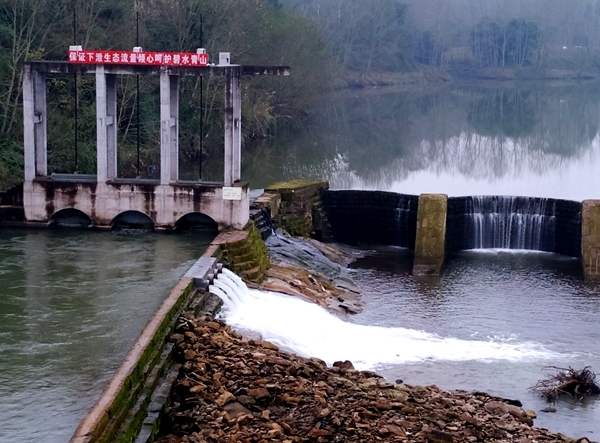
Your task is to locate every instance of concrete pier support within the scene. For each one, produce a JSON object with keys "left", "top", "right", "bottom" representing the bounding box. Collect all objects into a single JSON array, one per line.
[
  {"left": 23, "top": 65, "right": 47, "bottom": 181},
  {"left": 224, "top": 66, "right": 242, "bottom": 186},
  {"left": 160, "top": 70, "right": 180, "bottom": 185},
  {"left": 582, "top": 200, "right": 600, "bottom": 279},
  {"left": 413, "top": 194, "right": 448, "bottom": 276},
  {"left": 96, "top": 66, "right": 118, "bottom": 183}
]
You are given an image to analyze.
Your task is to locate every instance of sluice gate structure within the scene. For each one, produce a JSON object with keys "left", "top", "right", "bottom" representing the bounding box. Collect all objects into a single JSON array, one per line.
[{"left": 22, "top": 57, "right": 289, "bottom": 230}]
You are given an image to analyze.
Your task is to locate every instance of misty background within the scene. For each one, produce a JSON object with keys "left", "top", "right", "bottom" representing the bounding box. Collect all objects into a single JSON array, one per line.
[{"left": 1, "top": 0, "right": 599, "bottom": 190}]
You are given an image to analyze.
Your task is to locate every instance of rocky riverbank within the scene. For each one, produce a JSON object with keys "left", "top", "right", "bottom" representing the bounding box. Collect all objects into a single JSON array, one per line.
[{"left": 155, "top": 314, "right": 594, "bottom": 443}]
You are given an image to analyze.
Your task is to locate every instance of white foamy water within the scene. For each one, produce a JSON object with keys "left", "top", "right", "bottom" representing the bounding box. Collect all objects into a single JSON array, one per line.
[{"left": 211, "top": 269, "right": 559, "bottom": 371}]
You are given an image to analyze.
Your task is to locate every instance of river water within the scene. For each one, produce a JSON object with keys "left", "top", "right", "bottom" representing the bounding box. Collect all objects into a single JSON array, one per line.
[
  {"left": 3, "top": 82, "right": 600, "bottom": 441},
  {"left": 232, "top": 82, "right": 600, "bottom": 438},
  {"left": 219, "top": 247, "right": 600, "bottom": 439},
  {"left": 0, "top": 229, "right": 214, "bottom": 443}
]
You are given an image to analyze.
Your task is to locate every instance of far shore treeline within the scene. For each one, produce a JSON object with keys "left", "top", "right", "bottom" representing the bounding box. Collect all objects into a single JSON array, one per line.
[{"left": 1, "top": 0, "right": 600, "bottom": 190}]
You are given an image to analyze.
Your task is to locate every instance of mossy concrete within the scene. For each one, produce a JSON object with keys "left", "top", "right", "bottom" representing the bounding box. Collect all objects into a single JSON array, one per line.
[
  {"left": 208, "top": 223, "right": 270, "bottom": 284},
  {"left": 582, "top": 200, "right": 600, "bottom": 280},
  {"left": 69, "top": 223, "right": 270, "bottom": 443},
  {"left": 69, "top": 278, "right": 195, "bottom": 443},
  {"left": 264, "top": 180, "right": 328, "bottom": 237},
  {"left": 253, "top": 192, "right": 281, "bottom": 218},
  {"left": 413, "top": 194, "right": 448, "bottom": 276}
]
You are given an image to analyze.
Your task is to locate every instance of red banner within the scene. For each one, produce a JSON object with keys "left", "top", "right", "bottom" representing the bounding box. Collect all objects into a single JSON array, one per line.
[{"left": 68, "top": 50, "right": 209, "bottom": 67}]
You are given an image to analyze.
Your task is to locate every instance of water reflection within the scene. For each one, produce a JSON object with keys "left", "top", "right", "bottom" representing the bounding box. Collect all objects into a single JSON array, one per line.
[{"left": 243, "top": 83, "right": 600, "bottom": 200}]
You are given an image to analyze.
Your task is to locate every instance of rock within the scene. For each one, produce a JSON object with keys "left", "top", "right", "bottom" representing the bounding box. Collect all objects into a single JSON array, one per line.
[
  {"left": 183, "top": 349, "right": 196, "bottom": 360},
  {"left": 214, "top": 390, "right": 236, "bottom": 407},
  {"left": 542, "top": 406, "right": 557, "bottom": 413},
  {"left": 525, "top": 409, "right": 537, "bottom": 419},
  {"left": 485, "top": 400, "right": 530, "bottom": 423},
  {"left": 235, "top": 395, "right": 256, "bottom": 407},
  {"left": 247, "top": 388, "right": 270, "bottom": 399},
  {"left": 333, "top": 360, "right": 355, "bottom": 370},
  {"left": 429, "top": 429, "right": 454, "bottom": 442},
  {"left": 154, "top": 312, "right": 587, "bottom": 443},
  {"left": 259, "top": 340, "right": 279, "bottom": 351},
  {"left": 382, "top": 424, "right": 405, "bottom": 436},
  {"left": 223, "top": 402, "right": 252, "bottom": 419}
]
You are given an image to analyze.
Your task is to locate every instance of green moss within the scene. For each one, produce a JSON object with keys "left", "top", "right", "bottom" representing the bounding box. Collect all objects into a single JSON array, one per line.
[
  {"left": 264, "top": 180, "right": 328, "bottom": 237},
  {"left": 92, "top": 281, "right": 194, "bottom": 443},
  {"left": 215, "top": 223, "right": 270, "bottom": 284},
  {"left": 282, "top": 213, "right": 313, "bottom": 237}
]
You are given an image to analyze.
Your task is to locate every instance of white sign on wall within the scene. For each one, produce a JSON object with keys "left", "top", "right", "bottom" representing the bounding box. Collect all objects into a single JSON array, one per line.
[{"left": 222, "top": 186, "right": 242, "bottom": 201}]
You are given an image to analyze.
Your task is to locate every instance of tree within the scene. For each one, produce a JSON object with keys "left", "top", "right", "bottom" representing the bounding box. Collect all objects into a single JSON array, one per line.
[
  {"left": 469, "top": 17, "right": 541, "bottom": 68},
  {"left": 504, "top": 18, "right": 540, "bottom": 66},
  {"left": 469, "top": 18, "right": 503, "bottom": 67},
  {"left": 277, "top": 0, "right": 412, "bottom": 74}
]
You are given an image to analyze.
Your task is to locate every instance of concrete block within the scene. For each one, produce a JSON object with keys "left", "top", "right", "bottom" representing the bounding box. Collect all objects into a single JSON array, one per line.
[
  {"left": 582, "top": 200, "right": 600, "bottom": 279},
  {"left": 413, "top": 194, "right": 448, "bottom": 276},
  {"left": 184, "top": 257, "right": 220, "bottom": 290},
  {"left": 254, "top": 192, "right": 281, "bottom": 217}
]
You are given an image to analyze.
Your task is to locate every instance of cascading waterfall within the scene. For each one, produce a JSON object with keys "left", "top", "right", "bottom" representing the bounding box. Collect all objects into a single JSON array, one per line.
[
  {"left": 395, "top": 198, "right": 412, "bottom": 228},
  {"left": 209, "top": 268, "right": 559, "bottom": 370},
  {"left": 467, "top": 196, "right": 556, "bottom": 250},
  {"left": 394, "top": 195, "right": 417, "bottom": 248}
]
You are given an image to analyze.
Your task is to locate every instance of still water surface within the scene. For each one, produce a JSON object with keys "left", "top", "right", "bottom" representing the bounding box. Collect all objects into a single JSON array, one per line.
[{"left": 0, "top": 229, "right": 213, "bottom": 443}]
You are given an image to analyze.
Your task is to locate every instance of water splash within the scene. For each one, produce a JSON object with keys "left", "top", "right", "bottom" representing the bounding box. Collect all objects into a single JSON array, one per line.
[{"left": 210, "top": 271, "right": 559, "bottom": 371}]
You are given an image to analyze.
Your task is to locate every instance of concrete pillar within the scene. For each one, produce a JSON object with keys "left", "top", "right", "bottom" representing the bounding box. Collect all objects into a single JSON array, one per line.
[
  {"left": 170, "top": 74, "right": 179, "bottom": 182},
  {"left": 160, "top": 69, "right": 179, "bottom": 185},
  {"left": 34, "top": 70, "right": 47, "bottom": 176},
  {"left": 413, "top": 194, "right": 448, "bottom": 276},
  {"left": 582, "top": 200, "right": 600, "bottom": 279},
  {"left": 96, "top": 66, "right": 106, "bottom": 183},
  {"left": 23, "top": 64, "right": 47, "bottom": 181},
  {"left": 106, "top": 74, "right": 118, "bottom": 180},
  {"left": 224, "top": 67, "right": 242, "bottom": 186},
  {"left": 23, "top": 64, "right": 36, "bottom": 182},
  {"left": 96, "top": 66, "right": 118, "bottom": 183}
]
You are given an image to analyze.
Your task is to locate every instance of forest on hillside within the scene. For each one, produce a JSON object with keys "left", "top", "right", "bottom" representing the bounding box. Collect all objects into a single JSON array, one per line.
[{"left": 2, "top": 0, "right": 600, "bottom": 190}]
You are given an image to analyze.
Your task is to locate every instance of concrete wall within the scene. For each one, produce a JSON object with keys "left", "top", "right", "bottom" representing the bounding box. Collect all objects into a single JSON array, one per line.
[
  {"left": 264, "top": 180, "right": 329, "bottom": 238},
  {"left": 320, "top": 190, "right": 418, "bottom": 248},
  {"left": 70, "top": 277, "right": 197, "bottom": 443},
  {"left": 208, "top": 223, "right": 270, "bottom": 284},
  {"left": 582, "top": 200, "right": 600, "bottom": 279},
  {"left": 319, "top": 191, "right": 582, "bottom": 259},
  {"left": 23, "top": 180, "right": 249, "bottom": 230}
]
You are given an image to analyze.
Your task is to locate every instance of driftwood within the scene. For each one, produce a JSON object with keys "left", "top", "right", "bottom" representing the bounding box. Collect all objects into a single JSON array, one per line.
[{"left": 529, "top": 366, "right": 600, "bottom": 401}]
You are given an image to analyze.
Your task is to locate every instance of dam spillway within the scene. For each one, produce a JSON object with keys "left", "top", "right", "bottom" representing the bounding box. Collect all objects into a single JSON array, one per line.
[
  {"left": 319, "top": 190, "right": 589, "bottom": 276},
  {"left": 321, "top": 191, "right": 582, "bottom": 257},
  {"left": 465, "top": 196, "right": 556, "bottom": 250},
  {"left": 446, "top": 196, "right": 582, "bottom": 256}
]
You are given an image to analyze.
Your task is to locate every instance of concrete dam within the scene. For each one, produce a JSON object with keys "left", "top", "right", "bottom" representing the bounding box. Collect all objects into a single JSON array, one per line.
[{"left": 319, "top": 189, "right": 593, "bottom": 276}]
